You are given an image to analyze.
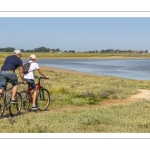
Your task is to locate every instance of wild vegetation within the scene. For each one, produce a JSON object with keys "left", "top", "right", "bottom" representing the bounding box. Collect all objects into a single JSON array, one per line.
[{"left": 0, "top": 52, "right": 150, "bottom": 132}]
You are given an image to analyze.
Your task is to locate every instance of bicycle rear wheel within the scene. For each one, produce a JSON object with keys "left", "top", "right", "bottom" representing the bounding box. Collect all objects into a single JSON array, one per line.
[
  {"left": 36, "top": 88, "right": 50, "bottom": 111},
  {"left": 9, "top": 92, "right": 22, "bottom": 117},
  {"left": 0, "top": 93, "right": 5, "bottom": 117},
  {"left": 20, "top": 91, "right": 30, "bottom": 111}
]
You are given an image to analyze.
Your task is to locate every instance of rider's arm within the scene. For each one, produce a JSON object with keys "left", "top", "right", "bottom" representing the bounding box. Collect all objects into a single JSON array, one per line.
[
  {"left": 19, "top": 66, "right": 26, "bottom": 83},
  {"left": 38, "top": 69, "right": 49, "bottom": 78}
]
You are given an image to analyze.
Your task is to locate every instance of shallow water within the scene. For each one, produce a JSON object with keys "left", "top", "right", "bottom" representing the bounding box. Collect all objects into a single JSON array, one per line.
[{"left": 23, "top": 59, "right": 150, "bottom": 80}]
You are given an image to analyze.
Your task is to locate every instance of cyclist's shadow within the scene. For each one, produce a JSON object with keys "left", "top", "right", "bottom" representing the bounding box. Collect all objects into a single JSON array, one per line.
[
  {"left": 0, "top": 110, "right": 31, "bottom": 119},
  {"left": 0, "top": 107, "right": 26, "bottom": 119},
  {"left": 0, "top": 108, "right": 50, "bottom": 120}
]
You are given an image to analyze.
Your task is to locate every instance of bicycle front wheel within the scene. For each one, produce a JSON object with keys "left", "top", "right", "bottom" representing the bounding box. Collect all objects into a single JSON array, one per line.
[
  {"left": 9, "top": 92, "right": 22, "bottom": 117},
  {"left": 0, "top": 93, "right": 5, "bottom": 117},
  {"left": 36, "top": 88, "right": 50, "bottom": 111}
]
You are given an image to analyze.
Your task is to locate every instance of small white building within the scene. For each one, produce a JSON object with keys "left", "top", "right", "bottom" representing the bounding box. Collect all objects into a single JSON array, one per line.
[
  {"left": 147, "top": 50, "right": 150, "bottom": 53},
  {"left": 144, "top": 50, "right": 150, "bottom": 54}
]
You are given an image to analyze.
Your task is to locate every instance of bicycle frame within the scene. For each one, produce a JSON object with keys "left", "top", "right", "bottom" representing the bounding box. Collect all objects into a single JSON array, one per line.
[
  {"left": 26, "top": 77, "right": 43, "bottom": 101},
  {"left": 20, "top": 76, "right": 50, "bottom": 111}
]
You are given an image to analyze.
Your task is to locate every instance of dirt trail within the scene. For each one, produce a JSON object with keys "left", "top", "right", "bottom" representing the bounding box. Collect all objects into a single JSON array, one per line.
[
  {"left": 2, "top": 89, "right": 150, "bottom": 119},
  {"left": 99, "top": 89, "right": 150, "bottom": 108},
  {"left": 48, "top": 89, "right": 150, "bottom": 112}
]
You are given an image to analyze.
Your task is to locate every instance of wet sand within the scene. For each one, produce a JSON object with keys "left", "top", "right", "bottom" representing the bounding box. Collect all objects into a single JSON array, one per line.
[{"left": 40, "top": 65, "right": 91, "bottom": 75}]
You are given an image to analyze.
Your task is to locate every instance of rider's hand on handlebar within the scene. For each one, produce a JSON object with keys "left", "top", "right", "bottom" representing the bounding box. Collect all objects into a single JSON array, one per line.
[{"left": 45, "top": 76, "right": 49, "bottom": 79}]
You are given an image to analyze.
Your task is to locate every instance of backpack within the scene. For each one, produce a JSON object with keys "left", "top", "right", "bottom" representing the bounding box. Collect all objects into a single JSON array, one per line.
[{"left": 22, "top": 62, "right": 32, "bottom": 74}]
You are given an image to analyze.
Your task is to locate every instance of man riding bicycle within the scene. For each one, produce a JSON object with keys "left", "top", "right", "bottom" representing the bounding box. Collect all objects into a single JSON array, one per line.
[{"left": 0, "top": 49, "right": 26, "bottom": 103}]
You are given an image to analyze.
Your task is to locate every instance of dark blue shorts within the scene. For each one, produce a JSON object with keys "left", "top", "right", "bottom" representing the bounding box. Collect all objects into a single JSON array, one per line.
[
  {"left": 24, "top": 79, "right": 36, "bottom": 90},
  {"left": 0, "top": 71, "right": 18, "bottom": 89}
]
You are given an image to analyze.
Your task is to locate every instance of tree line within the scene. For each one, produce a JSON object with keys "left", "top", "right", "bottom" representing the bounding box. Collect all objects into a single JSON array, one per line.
[
  {"left": 0, "top": 47, "right": 61, "bottom": 53},
  {"left": 0, "top": 47, "right": 148, "bottom": 53}
]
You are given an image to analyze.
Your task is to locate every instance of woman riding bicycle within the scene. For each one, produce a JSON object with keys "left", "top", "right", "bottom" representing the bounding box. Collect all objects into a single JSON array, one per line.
[{"left": 24, "top": 54, "right": 49, "bottom": 110}]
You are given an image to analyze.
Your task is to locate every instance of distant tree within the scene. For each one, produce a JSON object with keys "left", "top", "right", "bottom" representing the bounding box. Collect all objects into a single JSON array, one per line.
[
  {"left": 127, "top": 50, "right": 132, "bottom": 53},
  {"left": 20, "top": 49, "right": 24, "bottom": 52},
  {"left": 34, "top": 47, "right": 50, "bottom": 52},
  {"left": 25, "top": 50, "right": 31, "bottom": 52},
  {"left": 4, "top": 47, "right": 15, "bottom": 52},
  {"left": 68, "top": 50, "right": 76, "bottom": 53}
]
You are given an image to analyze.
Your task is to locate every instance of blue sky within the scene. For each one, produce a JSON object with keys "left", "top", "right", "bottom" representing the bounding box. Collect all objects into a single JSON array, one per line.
[{"left": 0, "top": 17, "right": 150, "bottom": 52}]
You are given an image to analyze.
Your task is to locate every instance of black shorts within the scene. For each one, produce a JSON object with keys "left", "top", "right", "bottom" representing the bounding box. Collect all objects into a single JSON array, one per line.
[{"left": 24, "top": 79, "right": 36, "bottom": 90}]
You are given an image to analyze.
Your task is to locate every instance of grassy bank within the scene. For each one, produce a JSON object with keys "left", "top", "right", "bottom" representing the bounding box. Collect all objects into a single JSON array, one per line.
[
  {"left": 1, "top": 53, "right": 150, "bottom": 132},
  {"left": 1, "top": 66, "right": 150, "bottom": 132}
]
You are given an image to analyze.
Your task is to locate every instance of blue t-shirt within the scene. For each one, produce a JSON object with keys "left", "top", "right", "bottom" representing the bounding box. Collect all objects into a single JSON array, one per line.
[{"left": 1, "top": 55, "right": 23, "bottom": 71}]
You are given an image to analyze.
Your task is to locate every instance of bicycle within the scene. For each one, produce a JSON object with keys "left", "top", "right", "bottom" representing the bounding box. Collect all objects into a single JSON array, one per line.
[
  {"left": 0, "top": 82, "right": 22, "bottom": 117},
  {"left": 20, "top": 76, "right": 50, "bottom": 111}
]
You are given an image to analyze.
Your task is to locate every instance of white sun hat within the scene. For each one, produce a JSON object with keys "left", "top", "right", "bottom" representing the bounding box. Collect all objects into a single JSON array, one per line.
[
  {"left": 14, "top": 49, "right": 21, "bottom": 55},
  {"left": 30, "top": 54, "right": 37, "bottom": 60}
]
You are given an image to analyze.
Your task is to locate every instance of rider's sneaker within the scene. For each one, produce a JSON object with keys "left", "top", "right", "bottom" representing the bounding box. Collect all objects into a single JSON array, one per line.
[
  {"left": 11, "top": 99, "right": 18, "bottom": 104},
  {"left": 32, "top": 105, "right": 39, "bottom": 110}
]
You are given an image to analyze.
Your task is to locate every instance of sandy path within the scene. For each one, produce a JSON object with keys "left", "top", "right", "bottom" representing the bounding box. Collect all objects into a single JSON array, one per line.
[
  {"left": 99, "top": 89, "right": 150, "bottom": 108},
  {"left": 1, "top": 88, "right": 149, "bottom": 119},
  {"left": 47, "top": 89, "right": 150, "bottom": 113}
]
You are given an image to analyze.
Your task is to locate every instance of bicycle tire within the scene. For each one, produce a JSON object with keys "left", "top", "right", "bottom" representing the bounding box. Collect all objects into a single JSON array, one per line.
[
  {"left": 9, "top": 92, "right": 22, "bottom": 117},
  {"left": 36, "top": 88, "right": 50, "bottom": 111},
  {"left": 0, "top": 93, "right": 5, "bottom": 117},
  {"left": 20, "top": 91, "right": 30, "bottom": 111}
]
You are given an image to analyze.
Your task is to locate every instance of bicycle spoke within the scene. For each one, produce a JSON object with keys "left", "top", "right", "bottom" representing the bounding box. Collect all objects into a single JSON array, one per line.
[
  {"left": 9, "top": 92, "right": 22, "bottom": 117},
  {"left": 20, "top": 91, "right": 30, "bottom": 111},
  {"left": 36, "top": 88, "right": 50, "bottom": 111}
]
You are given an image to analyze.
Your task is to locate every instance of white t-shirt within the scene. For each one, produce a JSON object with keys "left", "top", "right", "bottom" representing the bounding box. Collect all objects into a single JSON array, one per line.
[{"left": 24, "top": 61, "right": 39, "bottom": 80}]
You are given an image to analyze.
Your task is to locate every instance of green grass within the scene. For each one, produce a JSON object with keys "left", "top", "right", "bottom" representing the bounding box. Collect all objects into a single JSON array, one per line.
[
  {"left": 0, "top": 68, "right": 150, "bottom": 132},
  {"left": 1, "top": 100, "right": 150, "bottom": 132},
  {"left": 1, "top": 53, "right": 150, "bottom": 132}
]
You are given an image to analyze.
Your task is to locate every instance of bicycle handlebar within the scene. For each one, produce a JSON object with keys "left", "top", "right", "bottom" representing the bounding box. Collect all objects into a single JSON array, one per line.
[
  {"left": 34, "top": 76, "right": 48, "bottom": 81},
  {"left": 18, "top": 76, "right": 48, "bottom": 85}
]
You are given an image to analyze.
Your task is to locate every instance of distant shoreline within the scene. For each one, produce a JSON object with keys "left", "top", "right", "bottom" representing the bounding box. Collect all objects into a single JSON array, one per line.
[
  {"left": 40, "top": 65, "right": 92, "bottom": 75},
  {"left": 28, "top": 56, "right": 150, "bottom": 60}
]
